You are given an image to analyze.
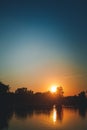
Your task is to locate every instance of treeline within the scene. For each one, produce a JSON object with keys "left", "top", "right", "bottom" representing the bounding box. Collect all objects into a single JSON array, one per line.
[{"left": 0, "top": 82, "right": 87, "bottom": 108}]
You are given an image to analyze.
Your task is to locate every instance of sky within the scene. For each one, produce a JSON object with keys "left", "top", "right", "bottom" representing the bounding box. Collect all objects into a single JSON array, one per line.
[{"left": 0, "top": 0, "right": 87, "bottom": 95}]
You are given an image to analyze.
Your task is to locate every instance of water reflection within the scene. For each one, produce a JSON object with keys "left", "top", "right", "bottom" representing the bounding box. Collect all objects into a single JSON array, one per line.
[
  {"left": 15, "top": 108, "right": 34, "bottom": 119},
  {"left": 0, "top": 106, "right": 87, "bottom": 130},
  {"left": 52, "top": 105, "right": 63, "bottom": 123},
  {"left": 0, "top": 107, "right": 13, "bottom": 130},
  {"left": 57, "top": 107, "right": 63, "bottom": 122},
  {"left": 52, "top": 105, "right": 57, "bottom": 123},
  {"left": 34, "top": 108, "right": 51, "bottom": 116},
  {"left": 79, "top": 107, "right": 87, "bottom": 118}
]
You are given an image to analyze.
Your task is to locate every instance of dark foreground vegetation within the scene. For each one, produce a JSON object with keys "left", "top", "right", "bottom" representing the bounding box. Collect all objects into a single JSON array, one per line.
[
  {"left": 0, "top": 82, "right": 87, "bottom": 109},
  {"left": 0, "top": 82, "right": 87, "bottom": 129}
]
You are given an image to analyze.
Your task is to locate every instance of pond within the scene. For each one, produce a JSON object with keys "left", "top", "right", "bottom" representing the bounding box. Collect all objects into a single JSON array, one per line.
[{"left": 0, "top": 106, "right": 87, "bottom": 130}]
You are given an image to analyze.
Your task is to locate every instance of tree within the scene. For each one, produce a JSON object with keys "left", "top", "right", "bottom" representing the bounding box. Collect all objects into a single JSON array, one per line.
[
  {"left": 15, "top": 88, "right": 28, "bottom": 95},
  {"left": 57, "top": 86, "right": 64, "bottom": 97},
  {"left": 27, "top": 90, "right": 33, "bottom": 95},
  {"left": 0, "top": 82, "right": 9, "bottom": 94},
  {"left": 78, "top": 91, "right": 86, "bottom": 98}
]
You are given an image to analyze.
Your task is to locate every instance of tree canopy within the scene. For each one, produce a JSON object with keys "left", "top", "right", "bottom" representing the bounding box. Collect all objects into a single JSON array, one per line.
[{"left": 0, "top": 82, "right": 9, "bottom": 94}]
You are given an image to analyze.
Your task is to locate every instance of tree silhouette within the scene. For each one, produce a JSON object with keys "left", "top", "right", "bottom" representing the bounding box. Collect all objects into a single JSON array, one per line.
[
  {"left": 0, "top": 82, "right": 9, "bottom": 94},
  {"left": 27, "top": 90, "right": 33, "bottom": 95},
  {"left": 15, "top": 88, "right": 28, "bottom": 95},
  {"left": 57, "top": 86, "right": 64, "bottom": 97},
  {"left": 78, "top": 91, "right": 86, "bottom": 98}
]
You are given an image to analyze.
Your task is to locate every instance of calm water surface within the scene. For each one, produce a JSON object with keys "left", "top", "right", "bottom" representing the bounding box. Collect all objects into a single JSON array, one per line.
[{"left": 0, "top": 106, "right": 87, "bottom": 130}]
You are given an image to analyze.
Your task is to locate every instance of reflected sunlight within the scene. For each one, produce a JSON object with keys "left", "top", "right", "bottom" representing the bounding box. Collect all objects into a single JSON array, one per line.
[{"left": 53, "top": 106, "right": 57, "bottom": 123}]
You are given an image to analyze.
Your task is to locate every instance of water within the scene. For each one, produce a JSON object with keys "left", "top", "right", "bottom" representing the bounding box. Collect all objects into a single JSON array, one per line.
[{"left": 0, "top": 106, "right": 87, "bottom": 130}]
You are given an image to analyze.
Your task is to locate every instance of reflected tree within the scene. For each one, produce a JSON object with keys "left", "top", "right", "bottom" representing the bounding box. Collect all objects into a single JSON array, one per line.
[
  {"left": 57, "top": 107, "right": 63, "bottom": 122},
  {"left": 78, "top": 107, "right": 87, "bottom": 118},
  {"left": 0, "top": 108, "right": 13, "bottom": 130},
  {"left": 15, "top": 108, "right": 34, "bottom": 119}
]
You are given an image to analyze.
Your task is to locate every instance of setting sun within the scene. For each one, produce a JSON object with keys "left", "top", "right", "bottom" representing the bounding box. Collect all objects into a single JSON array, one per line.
[{"left": 50, "top": 86, "right": 57, "bottom": 93}]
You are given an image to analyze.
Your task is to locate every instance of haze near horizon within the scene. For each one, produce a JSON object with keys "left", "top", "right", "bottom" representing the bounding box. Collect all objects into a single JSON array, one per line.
[{"left": 0, "top": 0, "right": 87, "bottom": 96}]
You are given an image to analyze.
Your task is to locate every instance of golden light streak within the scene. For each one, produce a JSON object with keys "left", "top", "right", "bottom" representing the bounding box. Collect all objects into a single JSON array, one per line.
[{"left": 52, "top": 105, "right": 57, "bottom": 123}]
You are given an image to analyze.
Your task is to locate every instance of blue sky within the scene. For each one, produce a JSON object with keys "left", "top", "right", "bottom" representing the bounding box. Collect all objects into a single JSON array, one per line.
[{"left": 0, "top": 0, "right": 87, "bottom": 95}]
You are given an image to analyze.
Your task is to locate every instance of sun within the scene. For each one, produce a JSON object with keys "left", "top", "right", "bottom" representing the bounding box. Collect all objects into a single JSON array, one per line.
[{"left": 50, "top": 86, "right": 57, "bottom": 93}]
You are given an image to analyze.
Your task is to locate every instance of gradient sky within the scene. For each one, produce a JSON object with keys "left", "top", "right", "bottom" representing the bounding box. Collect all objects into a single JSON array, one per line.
[{"left": 0, "top": 0, "right": 87, "bottom": 95}]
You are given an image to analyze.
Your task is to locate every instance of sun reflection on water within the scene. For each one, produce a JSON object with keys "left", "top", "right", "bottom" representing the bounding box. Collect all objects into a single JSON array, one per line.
[{"left": 52, "top": 105, "right": 57, "bottom": 123}]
